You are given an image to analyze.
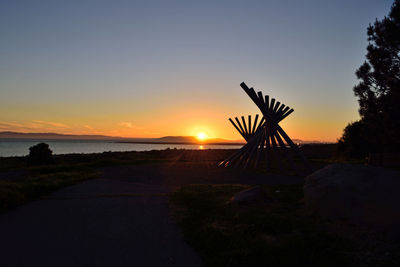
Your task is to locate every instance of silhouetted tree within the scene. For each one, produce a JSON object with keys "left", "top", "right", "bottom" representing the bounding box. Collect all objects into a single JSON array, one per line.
[
  {"left": 28, "top": 143, "right": 54, "bottom": 165},
  {"left": 338, "top": 121, "right": 371, "bottom": 158},
  {"left": 340, "top": 0, "right": 400, "bottom": 156}
]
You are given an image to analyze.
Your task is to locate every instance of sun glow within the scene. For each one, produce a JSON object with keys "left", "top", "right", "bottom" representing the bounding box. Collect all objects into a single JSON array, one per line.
[{"left": 196, "top": 132, "right": 207, "bottom": 141}]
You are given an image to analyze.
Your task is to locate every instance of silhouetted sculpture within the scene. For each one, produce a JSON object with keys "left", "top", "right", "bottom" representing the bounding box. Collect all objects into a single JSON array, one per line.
[{"left": 220, "top": 82, "right": 311, "bottom": 174}]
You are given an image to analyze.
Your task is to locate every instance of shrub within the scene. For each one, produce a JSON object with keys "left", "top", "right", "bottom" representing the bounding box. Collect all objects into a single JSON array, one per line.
[{"left": 28, "top": 143, "right": 54, "bottom": 165}]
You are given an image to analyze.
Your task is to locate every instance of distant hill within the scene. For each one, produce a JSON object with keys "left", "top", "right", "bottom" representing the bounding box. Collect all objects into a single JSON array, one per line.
[
  {"left": 0, "top": 131, "right": 242, "bottom": 144},
  {"left": 0, "top": 131, "right": 121, "bottom": 140},
  {"left": 0, "top": 131, "right": 325, "bottom": 145}
]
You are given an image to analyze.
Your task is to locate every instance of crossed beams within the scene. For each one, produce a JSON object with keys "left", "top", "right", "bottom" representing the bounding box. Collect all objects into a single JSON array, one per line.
[
  {"left": 229, "top": 115, "right": 264, "bottom": 142},
  {"left": 219, "top": 82, "right": 311, "bottom": 173}
]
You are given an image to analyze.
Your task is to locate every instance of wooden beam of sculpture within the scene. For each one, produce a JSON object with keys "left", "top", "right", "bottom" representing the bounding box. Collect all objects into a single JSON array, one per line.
[
  {"left": 256, "top": 117, "right": 265, "bottom": 132},
  {"left": 219, "top": 135, "right": 255, "bottom": 167},
  {"left": 254, "top": 129, "right": 265, "bottom": 168},
  {"left": 273, "top": 101, "right": 280, "bottom": 113},
  {"left": 252, "top": 114, "right": 259, "bottom": 134},
  {"left": 276, "top": 124, "right": 312, "bottom": 171},
  {"left": 264, "top": 126, "right": 271, "bottom": 171},
  {"left": 229, "top": 118, "right": 246, "bottom": 140},
  {"left": 248, "top": 115, "right": 252, "bottom": 134},
  {"left": 233, "top": 133, "right": 259, "bottom": 168},
  {"left": 241, "top": 116, "right": 248, "bottom": 136},
  {"left": 280, "top": 108, "right": 294, "bottom": 122},
  {"left": 224, "top": 122, "right": 267, "bottom": 168},
  {"left": 275, "top": 104, "right": 286, "bottom": 119},
  {"left": 270, "top": 98, "right": 276, "bottom": 114},
  {"left": 235, "top": 117, "right": 247, "bottom": 137},
  {"left": 265, "top": 95, "right": 270, "bottom": 111},
  {"left": 257, "top": 91, "right": 265, "bottom": 106},
  {"left": 252, "top": 132, "right": 266, "bottom": 168},
  {"left": 220, "top": 146, "right": 246, "bottom": 167},
  {"left": 277, "top": 106, "right": 290, "bottom": 122},
  {"left": 224, "top": 127, "right": 263, "bottom": 167},
  {"left": 272, "top": 125, "right": 298, "bottom": 173},
  {"left": 243, "top": 132, "right": 263, "bottom": 169},
  {"left": 241, "top": 84, "right": 267, "bottom": 117},
  {"left": 269, "top": 127, "right": 283, "bottom": 171}
]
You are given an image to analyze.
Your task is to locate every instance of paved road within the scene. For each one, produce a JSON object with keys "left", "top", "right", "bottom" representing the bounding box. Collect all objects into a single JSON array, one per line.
[
  {"left": 0, "top": 162, "right": 303, "bottom": 267},
  {"left": 0, "top": 181, "right": 202, "bottom": 266}
]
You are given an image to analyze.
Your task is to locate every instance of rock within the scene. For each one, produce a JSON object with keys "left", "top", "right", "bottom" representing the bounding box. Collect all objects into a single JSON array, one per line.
[
  {"left": 230, "top": 186, "right": 272, "bottom": 205},
  {"left": 304, "top": 163, "right": 400, "bottom": 226}
]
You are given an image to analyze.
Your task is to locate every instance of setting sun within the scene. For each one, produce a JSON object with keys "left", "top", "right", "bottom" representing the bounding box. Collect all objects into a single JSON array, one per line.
[{"left": 196, "top": 132, "right": 207, "bottom": 141}]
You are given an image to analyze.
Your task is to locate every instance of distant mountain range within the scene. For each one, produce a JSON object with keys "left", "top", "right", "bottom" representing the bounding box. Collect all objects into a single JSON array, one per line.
[
  {"left": 0, "top": 131, "right": 325, "bottom": 145},
  {"left": 0, "top": 131, "right": 122, "bottom": 141},
  {"left": 0, "top": 131, "right": 244, "bottom": 145}
]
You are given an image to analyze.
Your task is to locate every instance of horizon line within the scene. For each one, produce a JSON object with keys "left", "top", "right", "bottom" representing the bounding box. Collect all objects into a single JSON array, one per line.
[{"left": 0, "top": 130, "right": 334, "bottom": 144}]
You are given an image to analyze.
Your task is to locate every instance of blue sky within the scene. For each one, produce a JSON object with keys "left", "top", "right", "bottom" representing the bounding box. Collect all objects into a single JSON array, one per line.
[{"left": 0, "top": 0, "right": 394, "bottom": 141}]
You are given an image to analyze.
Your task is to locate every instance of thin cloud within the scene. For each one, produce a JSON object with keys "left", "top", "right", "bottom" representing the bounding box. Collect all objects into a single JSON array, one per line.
[
  {"left": 31, "top": 120, "right": 69, "bottom": 128},
  {"left": 0, "top": 121, "right": 25, "bottom": 128},
  {"left": 0, "top": 120, "right": 69, "bottom": 133},
  {"left": 119, "top": 122, "right": 144, "bottom": 129}
]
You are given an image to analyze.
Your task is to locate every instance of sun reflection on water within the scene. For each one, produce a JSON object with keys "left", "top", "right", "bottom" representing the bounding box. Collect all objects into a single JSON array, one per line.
[{"left": 199, "top": 145, "right": 204, "bottom": 150}]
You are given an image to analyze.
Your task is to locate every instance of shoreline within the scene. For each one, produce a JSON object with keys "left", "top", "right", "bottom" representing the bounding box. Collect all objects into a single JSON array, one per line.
[{"left": 114, "top": 141, "right": 245, "bottom": 145}]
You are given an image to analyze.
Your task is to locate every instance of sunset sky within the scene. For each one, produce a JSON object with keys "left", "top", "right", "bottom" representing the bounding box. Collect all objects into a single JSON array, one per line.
[{"left": 0, "top": 0, "right": 393, "bottom": 142}]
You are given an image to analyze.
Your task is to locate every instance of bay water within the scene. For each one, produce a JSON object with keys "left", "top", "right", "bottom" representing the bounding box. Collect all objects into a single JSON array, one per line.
[{"left": 0, "top": 139, "right": 241, "bottom": 157}]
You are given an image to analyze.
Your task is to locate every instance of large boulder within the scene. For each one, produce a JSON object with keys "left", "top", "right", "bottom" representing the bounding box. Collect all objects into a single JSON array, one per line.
[{"left": 304, "top": 164, "right": 400, "bottom": 226}]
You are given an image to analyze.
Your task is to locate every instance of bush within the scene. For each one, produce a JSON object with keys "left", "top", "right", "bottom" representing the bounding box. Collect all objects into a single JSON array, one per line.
[
  {"left": 337, "top": 121, "right": 371, "bottom": 158},
  {"left": 28, "top": 143, "right": 54, "bottom": 165}
]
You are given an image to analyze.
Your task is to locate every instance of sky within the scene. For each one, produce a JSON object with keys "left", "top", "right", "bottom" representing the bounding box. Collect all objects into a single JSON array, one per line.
[{"left": 0, "top": 0, "right": 394, "bottom": 141}]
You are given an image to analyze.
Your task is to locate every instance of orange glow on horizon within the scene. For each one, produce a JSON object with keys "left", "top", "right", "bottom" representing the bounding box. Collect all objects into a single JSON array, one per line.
[
  {"left": 196, "top": 132, "right": 207, "bottom": 141},
  {"left": 0, "top": 118, "right": 351, "bottom": 143},
  {"left": 0, "top": 102, "right": 359, "bottom": 143}
]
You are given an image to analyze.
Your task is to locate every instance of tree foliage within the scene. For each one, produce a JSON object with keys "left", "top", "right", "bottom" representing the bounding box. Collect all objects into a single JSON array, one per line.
[
  {"left": 340, "top": 0, "right": 400, "bottom": 156},
  {"left": 338, "top": 121, "right": 371, "bottom": 158},
  {"left": 28, "top": 143, "right": 54, "bottom": 165}
]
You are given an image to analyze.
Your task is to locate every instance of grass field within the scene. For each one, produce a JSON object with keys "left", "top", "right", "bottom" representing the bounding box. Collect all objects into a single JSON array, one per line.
[
  {"left": 170, "top": 184, "right": 356, "bottom": 266},
  {"left": 0, "top": 150, "right": 177, "bottom": 213}
]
